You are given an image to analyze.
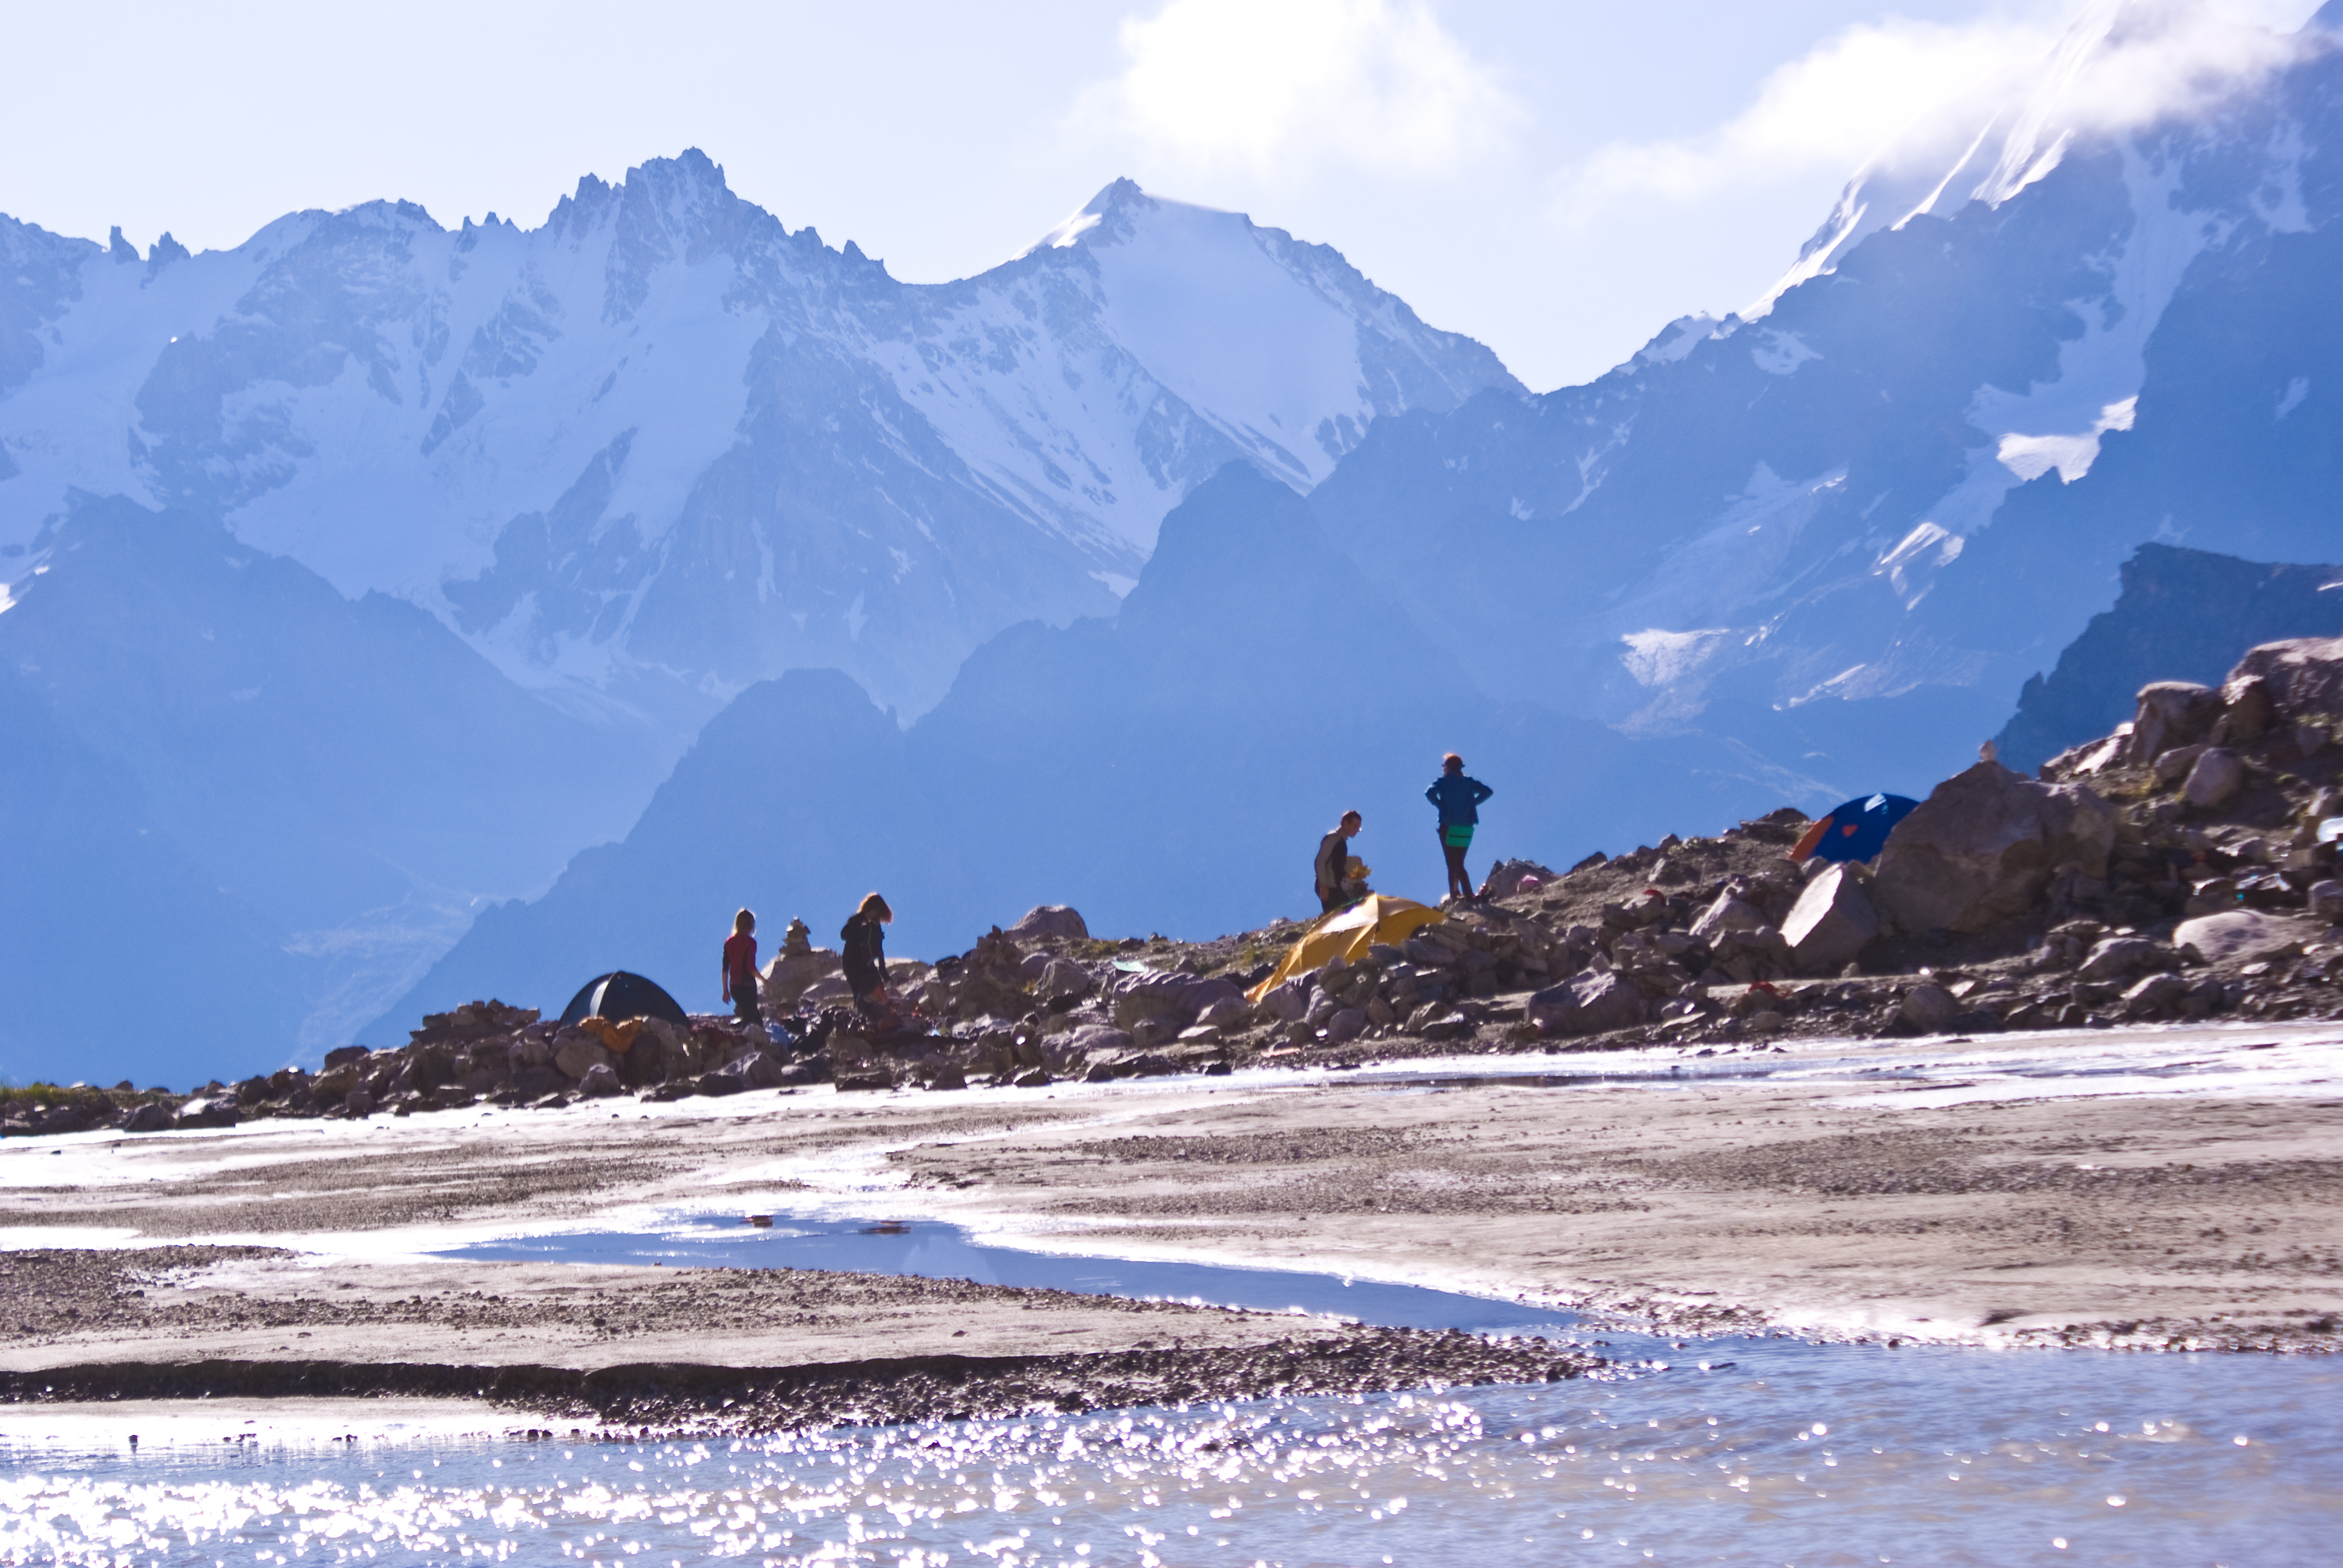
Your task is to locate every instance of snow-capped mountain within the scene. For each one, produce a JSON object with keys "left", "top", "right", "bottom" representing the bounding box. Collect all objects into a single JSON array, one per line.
[
  {"left": 1313, "top": 1, "right": 2343, "bottom": 799},
  {"left": 0, "top": 159, "right": 1516, "bottom": 727}
]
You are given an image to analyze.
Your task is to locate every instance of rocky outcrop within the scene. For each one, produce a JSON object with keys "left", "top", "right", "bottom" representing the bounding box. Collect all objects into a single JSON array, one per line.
[
  {"left": 2126, "top": 682, "right": 2223, "bottom": 765},
  {"left": 1872, "top": 762, "right": 2115, "bottom": 935},
  {"left": 759, "top": 919, "right": 845, "bottom": 1010},
  {"left": 1005, "top": 906, "right": 1089, "bottom": 942},
  {"left": 2229, "top": 636, "right": 2343, "bottom": 722}
]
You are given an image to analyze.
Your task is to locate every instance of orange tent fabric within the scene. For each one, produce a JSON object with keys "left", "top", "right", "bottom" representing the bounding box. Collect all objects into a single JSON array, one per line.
[{"left": 1246, "top": 895, "right": 1447, "bottom": 1002}]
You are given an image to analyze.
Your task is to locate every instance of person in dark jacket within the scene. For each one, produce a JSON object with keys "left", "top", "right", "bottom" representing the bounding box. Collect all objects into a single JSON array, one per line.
[
  {"left": 841, "top": 892, "right": 894, "bottom": 1021},
  {"left": 1314, "top": 811, "right": 1363, "bottom": 913},
  {"left": 1426, "top": 753, "right": 1493, "bottom": 901},
  {"left": 721, "top": 907, "right": 761, "bottom": 1025}
]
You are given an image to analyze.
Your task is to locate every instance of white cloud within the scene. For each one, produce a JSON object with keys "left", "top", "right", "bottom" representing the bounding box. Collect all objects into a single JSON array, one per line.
[
  {"left": 1558, "top": 0, "right": 2319, "bottom": 223},
  {"left": 1074, "top": 0, "right": 1520, "bottom": 180},
  {"left": 1561, "top": 16, "right": 2058, "bottom": 217}
]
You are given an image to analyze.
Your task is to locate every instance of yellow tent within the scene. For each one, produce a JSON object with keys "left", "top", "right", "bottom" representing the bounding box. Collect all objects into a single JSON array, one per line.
[{"left": 1247, "top": 894, "right": 1447, "bottom": 1003}]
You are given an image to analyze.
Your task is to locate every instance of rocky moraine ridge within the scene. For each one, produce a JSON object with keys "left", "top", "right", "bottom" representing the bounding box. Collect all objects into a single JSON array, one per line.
[{"left": 15, "top": 635, "right": 2343, "bottom": 1140}]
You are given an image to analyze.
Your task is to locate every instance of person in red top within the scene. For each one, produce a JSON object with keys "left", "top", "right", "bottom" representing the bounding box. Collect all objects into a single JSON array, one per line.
[{"left": 722, "top": 908, "right": 761, "bottom": 1025}]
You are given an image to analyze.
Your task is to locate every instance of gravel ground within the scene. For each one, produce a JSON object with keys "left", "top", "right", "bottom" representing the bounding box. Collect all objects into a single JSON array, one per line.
[{"left": 0, "top": 1247, "right": 1592, "bottom": 1434}]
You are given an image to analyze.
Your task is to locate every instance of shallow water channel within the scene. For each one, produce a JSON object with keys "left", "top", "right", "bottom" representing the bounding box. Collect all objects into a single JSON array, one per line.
[{"left": 4, "top": 1210, "right": 2339, "bottom": 1566}]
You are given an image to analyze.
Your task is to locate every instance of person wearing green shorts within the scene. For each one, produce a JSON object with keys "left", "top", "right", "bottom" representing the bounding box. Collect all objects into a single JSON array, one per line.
[{"left": 1425, "top": 753, "right": 1494, "bottom": 901}]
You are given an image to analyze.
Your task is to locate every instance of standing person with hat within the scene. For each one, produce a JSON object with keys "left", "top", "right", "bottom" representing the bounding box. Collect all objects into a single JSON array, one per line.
[{"left": 1426, "top": 754, "right": 1493, "bottom": 902}]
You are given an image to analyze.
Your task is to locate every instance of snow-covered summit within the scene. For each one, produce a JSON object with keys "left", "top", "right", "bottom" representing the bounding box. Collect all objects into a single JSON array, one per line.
[
  {"left": 1762, "top": 0, "right": 2330, "bottom": 307},
  {"left": 0, "top": 155, "right": 1515, "bottom": 727}
]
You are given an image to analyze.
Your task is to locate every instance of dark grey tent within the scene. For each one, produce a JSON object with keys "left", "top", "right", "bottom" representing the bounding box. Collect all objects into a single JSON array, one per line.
[{"left": 559, "top": 970, "right": 690, "bottom": 1028}]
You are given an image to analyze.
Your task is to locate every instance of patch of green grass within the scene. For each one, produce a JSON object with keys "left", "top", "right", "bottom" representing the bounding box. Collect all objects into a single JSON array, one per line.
[{"left": 0, "top": 1083, "right": 168, "bottom": 1109}]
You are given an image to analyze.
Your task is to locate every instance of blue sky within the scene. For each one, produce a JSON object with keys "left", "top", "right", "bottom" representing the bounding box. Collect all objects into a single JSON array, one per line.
[{"left": 1, "top": 1, "right": 2321, "bottom": 388}]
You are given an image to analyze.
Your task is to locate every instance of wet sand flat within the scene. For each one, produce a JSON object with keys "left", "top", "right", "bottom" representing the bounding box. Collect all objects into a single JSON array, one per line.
[{"left": 1, "top": 1022, "right": 2336, "bottom": 1397}]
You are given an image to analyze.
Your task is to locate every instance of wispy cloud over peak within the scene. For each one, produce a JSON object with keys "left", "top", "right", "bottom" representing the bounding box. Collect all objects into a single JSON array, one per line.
[{"left": 1072, "top": 0, "right": 1521, "bottom": 182}]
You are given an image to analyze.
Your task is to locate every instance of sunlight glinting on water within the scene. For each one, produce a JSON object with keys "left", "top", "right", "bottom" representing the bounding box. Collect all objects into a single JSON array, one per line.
[{"left": 5, "top": 1360, "right": 2335, "bottom": 1567}]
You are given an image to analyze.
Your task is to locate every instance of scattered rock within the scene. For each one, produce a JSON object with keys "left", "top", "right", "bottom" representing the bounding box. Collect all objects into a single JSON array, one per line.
[
  {"left": 172, "top": 1097, "right": 238, "bottom": 1131},
  {"left": 1779, "top": 864, "right": 1878, "bottom": 973},
  {"left": 2076, "top": 937, "right": 2169, "bottom": 984},
  {"left": 1066, "top": 1025, "right": 1134, "bottom": 1059},
  {"left": 1196, "top": 996, "right": 1249, "bottom": 1030},
  {"left": 2215, "top": 675, "right": 2277, "bottom": 743},
  {"left": 2153, "top": 742, "right": 2209, "bottom": 785},
  {"left": 2183, "top": 748, "right": 2246, "bottom": 809},
  {"left": 2172, "top": 910, "right": 2316, "bottom": 965},
  {"left": 2123, "top": 973, "right": 2189, "bottom": 1019},
  {"left": 1898, "top": 984, "right": 1959, "bottom": 1031},
  {"left": 1528, "top": 970, "right": 1647, "bottom": 1037},
  {"left": 1688, "top": 892, "right": 1767, "bottom": 942},
  {"left": 2126, "top": 681, "right": 2220, "bottom": 763},
  {"left": 1258, "top": 976, "right": 1313, "bottom": 1023},
  {"left": 1478, "top": 860, "right": 1556, "bottom": 900},
  {"left": 552, "top": 1036, "right": 615, "bottom": 1082},
  {"left": 577, "top": 1063, "right": 622, "bottom": 1099},
  {"left": 1038, "top": 959, "right": 1094, "bottom": 1001}
]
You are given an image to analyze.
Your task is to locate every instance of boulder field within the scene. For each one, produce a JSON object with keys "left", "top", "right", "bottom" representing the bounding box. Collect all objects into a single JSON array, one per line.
[{"left": 15, "top": 637, "right": 2343, "bottom": 1140}]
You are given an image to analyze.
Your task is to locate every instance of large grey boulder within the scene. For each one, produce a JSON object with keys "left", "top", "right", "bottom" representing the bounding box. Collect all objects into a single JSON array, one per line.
[
  {"left": 1257, "top": 975, "right": 1314, "bottom": 1022},
  {"left": 1898, "top": 984, "right": 1959, "bottom": 1031},
  {"left": 2216, "top": 675, "right": 2276, "bottom": 742},
  {"left": 552, "top": 1034, "right": 615, "bottom": 1082},
  {"left": 174, "top": 1096, "right": 239, "bottom": 1131},
  {"left": 1779, "top": 865, "right": 1878, "bottom": 973},
  {"left": 1066, "top": 1024, "right": 1134, "bottom": 1058},
  {"left": 2229, "top": 636, "right": 2343, "bottom": 721},
  {"left": 1006, "top": 905, "right": 1089, "bottom": 942},
  {"left": 2076, "top": 936, "right": 2169, "bottom": 983},
  {"left": 2183, "top": 748, "right": 2245, "bottom": 808},
  {"left": 2172, "top": 909, "right": 2315, "bottom": 964},
  {"left": 1037, "top": 958, "right": 1095, "bottom": 1001},
  {"left": 709, "top": 1051, "right": 785, "bottom": 1091},
  {"left": 1688, "top": 891, "right": 1768, "bottom": 942},
  {"left": 1111, "top": 973, "right": 1242, "bottom": 1031},
  {"left": 2126, "top": 682, "right": 2221, "bottom": 764},
  {"left": 2123, "top": 973, "right": 2189, "bottom": 1019},
  {"left": 1872, "top": 762, "right": 2115, "bottom": 935},
  {"left": 1528, "top": 970, "right": 1648, "bottom": 1037}
]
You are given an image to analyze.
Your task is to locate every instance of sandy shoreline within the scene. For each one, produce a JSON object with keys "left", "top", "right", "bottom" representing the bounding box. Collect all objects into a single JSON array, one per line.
[{"left": 2, "top": 1022, "right": 2336, "bottom": 1427}]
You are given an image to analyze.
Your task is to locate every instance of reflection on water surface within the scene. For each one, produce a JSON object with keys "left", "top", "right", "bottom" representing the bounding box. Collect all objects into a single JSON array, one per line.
[
  {"left": 5, "top": 1344, "right": 2336, "bottom": 1566},
  {"left": 7, "top": 1213, "right": 2337, "bottom": 1563}
]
